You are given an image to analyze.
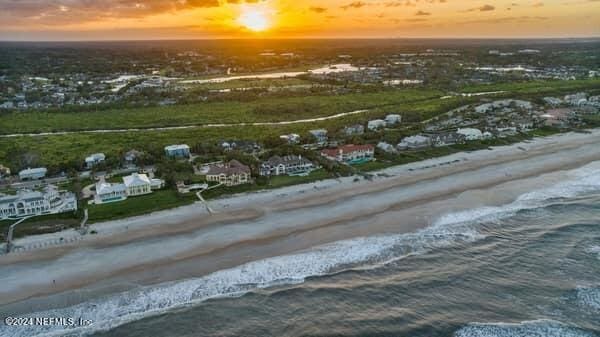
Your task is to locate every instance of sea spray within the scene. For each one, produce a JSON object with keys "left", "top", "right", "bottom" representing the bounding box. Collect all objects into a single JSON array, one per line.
[{"left": 454, "top": 319, "right": 598, "bottom": 337}]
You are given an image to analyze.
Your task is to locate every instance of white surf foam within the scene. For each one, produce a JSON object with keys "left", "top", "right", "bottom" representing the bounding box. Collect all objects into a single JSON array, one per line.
[
  {"left": 576, "top": 286, "right": 600, "bottom": 311},
  {"left": 0, "top": 220, "right": 481, "bottom": 337},
  {"left": 434, "top": 161, "right": 600, "bottom": 228},
  {"left": 454, "top": 319, "right": 598, "bottom": 337},
  {"left": 585, "top": 245, "right": 600, "bottom": 260}
]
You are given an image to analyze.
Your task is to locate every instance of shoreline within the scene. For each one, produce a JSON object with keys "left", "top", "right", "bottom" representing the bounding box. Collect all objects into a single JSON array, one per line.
[{"left": 1, "top": 130, "right": 600, "bottom": 308}]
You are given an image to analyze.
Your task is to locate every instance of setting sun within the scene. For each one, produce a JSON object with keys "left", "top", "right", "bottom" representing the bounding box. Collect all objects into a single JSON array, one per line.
[{"left": 238, "top": 7, "right": 271, "bottom": 32}]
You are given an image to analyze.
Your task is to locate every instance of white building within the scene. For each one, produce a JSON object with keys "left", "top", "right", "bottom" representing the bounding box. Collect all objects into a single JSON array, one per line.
[
  {"left": 19, "top": 167, "right": 47, "bottom": 180},
  {"left": 164, "top": 144, "right": 190, "bottom": 158},
  {"left": 94, "top": 173, "right": 164, "bottom": 204},
  {"left": 0, "top": 185, "right": 77, "bottom": 219},
  {"left": 377, "top": 142, "right": 396, "bottom": 153},
  {"left": 457, "top": 128, "right": 484, "bottom": 141},
  {"left": 85, "top": 153, "right": 106, "bottom": 168},
  {"left": 123, "top": 173, "right": 152, "bottom": 197},
  {"left": 397, "top": 135, "right": 431, "bottom": 150},
  {"left": 385, "top": 114, "right": 402, "bottom": 126},
  {"left": 280, "top": 133, "right": 301, "bottom": 144},
  {"left": 367, "top": 119, "right": 386, "bottom": 131},
  {"left": 95, "top": 182, "right": 127, "bottom": 204}
]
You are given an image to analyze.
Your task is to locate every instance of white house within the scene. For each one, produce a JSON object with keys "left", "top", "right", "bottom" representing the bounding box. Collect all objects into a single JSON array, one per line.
[
  {"left": 123, "top": 173, "right": 152, "bottom": 197},
  {"left": 94, "top": 173, "right": 164, "bottom": 204},
  {"left": 344, "top": 124, "right": 365, "bottom": 136},
  {"left": 397, "top": 135, "right": 431, "bottom": 150},
  {"left": 85, "top": 153, "right": 106, "bottom": 168},
  {"left": 377, "top": 142, "right": 396, "bottom": 153},
  {"left": 95, "top": 182, "right": 127, "bottom": 204},
  {"left": 457, "top": 128, "right": 483, "bottom": 141},
  {"left": 385, "top": 114, "right": 402, "bottom": 126},
  {"left": 367, "top": 119, "right": 386, "bottom": 131},
  {"left": 19, "top": 167, "right": 47, "bottom": 180},
  {"left": 0, "top": 185, "right": 77, "bottom": 219}
]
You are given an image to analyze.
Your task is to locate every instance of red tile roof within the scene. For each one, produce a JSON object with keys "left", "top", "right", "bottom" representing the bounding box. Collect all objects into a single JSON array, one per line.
[{"left": 321, "top": 144, "right": 374, "bottom": 157}]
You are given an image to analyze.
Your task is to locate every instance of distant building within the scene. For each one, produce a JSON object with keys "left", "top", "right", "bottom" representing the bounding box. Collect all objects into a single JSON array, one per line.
[
  {"left": 124, "top": 150, "right": 142, "bottom": 165},
  {"left": 309, "top": 129, "right": 328, "bottom": 143},
  {"left": 397, "top": 135, "right": 431, "bottom": 150},
  {"left": 543, "top": 97, "right": 563, "bottom": 107},
  {"left": 219, "top": 140, "right": 261, "bottom": 153},
  {"left": 0, "top": 165, "right": 11, "bottom": 179},
  {"left": 85, "top": 153, "right": 106, "bottom": 169},
  {"left": 19, "top": 167, "right": 47, "bottom": 180},
  {"left": 367, "top": 119, "right": 386, "bottom": 131},
  {"left": 344, "top": 124, "right": 365, "bottom": 136},
  {"left": 280, "top": 134, "right": 301, "bottom": 144},
  {"left": 0, "top": 185, "right": 77, "bottom": 219},
  {"left": 321, "top": 144, "right": 375, "bottom": 165},
  {"left": 385, "top": 114, "right": 402, "bottom": 126},
  {"left": 260, "top": 155, "right": 315, "bottom": 176},
  {"left": 205, "top": 160, "right": 251, "bottom": 186},
  {"left": 164, "top": 144, "right": 190, "bottom": 158},
  {"left": 377, "top": 142, "right": 396, "bottom": 153},
  {"left": 429, "top": 132, "right": 464, "bottom": 147},
  {"left": 457, "top": 128, "right": 484, "bottom": 141}
]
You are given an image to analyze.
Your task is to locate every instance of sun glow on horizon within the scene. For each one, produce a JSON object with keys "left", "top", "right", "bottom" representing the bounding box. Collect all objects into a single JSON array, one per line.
[{"left": 238, "top": 6, "right": 271, "bottom": 32}]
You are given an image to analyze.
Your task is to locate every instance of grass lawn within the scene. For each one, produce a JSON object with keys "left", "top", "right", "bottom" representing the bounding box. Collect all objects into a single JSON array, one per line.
[
  {"left": 0, "top": 211, "right": 81, "bottom": 242},
  {"left": 86, "top": 189, "right": 197, "bottom": 224},
  {"left": 202, "top": 169, "right": 333, "bottom": 200}
]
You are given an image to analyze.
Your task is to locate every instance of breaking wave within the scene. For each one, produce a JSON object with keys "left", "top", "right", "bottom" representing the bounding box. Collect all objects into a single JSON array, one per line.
[
  {"left": 454, "top": 319, "right": 598, "bottom": 337},
  {"left": 434, "top": 162, "right": 600, "bottom": 227},
  {"left": 576, "top": 286, "right": 600, "bottom": 311}
]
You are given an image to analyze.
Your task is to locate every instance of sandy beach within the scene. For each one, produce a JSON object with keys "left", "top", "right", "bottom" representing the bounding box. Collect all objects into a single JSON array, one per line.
[{"left": 2, "top": 130, "right": 600, "bottom": 311}]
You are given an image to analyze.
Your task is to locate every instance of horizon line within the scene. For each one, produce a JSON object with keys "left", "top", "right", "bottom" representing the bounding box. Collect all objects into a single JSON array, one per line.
[{"left": 1, "top": 36, "right": 600, "bottom": 43}]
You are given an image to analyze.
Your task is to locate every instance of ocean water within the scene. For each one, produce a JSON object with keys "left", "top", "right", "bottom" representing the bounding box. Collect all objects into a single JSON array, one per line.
[{"left": 2, "top": 164, "right": 600, "bottom": 337}]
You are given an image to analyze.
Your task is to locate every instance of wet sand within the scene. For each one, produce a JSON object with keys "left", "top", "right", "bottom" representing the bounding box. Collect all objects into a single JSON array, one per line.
[{"left": 1, "top": 130, "right": 600, "bottom": 309}]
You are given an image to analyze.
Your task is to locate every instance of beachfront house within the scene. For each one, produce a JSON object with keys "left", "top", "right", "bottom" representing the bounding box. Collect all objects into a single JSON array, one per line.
[
  {"left": 85, "top": 153, "right": 106, "bottom": 169},
  {"left": 321, "top": 144, "right": 375, "bottom": 165},
  {"left": 0, "top": 185, "right": 77, "bottom": 219},
  {"left": 367, "top": 119, "right": 386, "bottom": 131},
  {"left": 430, "top": 132, "right": 464, "bottom": 147},
  {"left": 260, "top": 155, "right": 315, "bottom": 177},
  {"left": 344, "top": 124, "right": 365, "bottom": 136},
  {"left": 309, "top": 129, "right": 329, "bottom": 144},
  {"left": 164, "top": 144, "right": 190, "bottom": 158},
  {"left": 123, "top": 173, "right": 153, "bottom": 197},
  {"left": 95, "top": 182, "right": 128, "bottom": 204},
  {"left": 385, "top": 114, "right": 402, "bottom": 126},
  {"left": 397, "top": 135, "right": 431, "bottom": 150},
  {"left": 94, "top": 172, "right": 164, "bottom": 204},
  {"left": 205, "top": 160, "right": 251, "bottom": 186},
  {"left": 18, "top": 167, "right": 47, "bottom": 180},
  {"left": 457, "top": 128, "right": 484, "bottom": 141}
]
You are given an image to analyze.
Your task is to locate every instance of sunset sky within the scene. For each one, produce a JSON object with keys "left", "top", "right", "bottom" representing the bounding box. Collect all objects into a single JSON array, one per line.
[{"left": 0, "top": 0, "right": 599, "bottom": 40}]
